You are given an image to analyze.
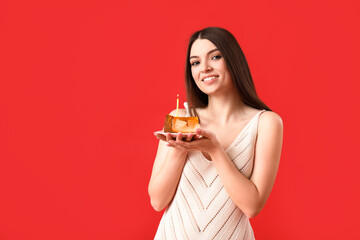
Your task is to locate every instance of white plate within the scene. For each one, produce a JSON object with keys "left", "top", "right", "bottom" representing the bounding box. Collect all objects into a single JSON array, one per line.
[{"left": 154, "top": 131, "right": 201, "bottom": 138}]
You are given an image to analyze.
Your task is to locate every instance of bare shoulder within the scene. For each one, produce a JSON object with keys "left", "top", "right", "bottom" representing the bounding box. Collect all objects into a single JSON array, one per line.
[
  {"left": 169, "top": 108, "right": 187, "bottom": 117},
  {"left": 258, "top": 111, "right": 283, "bottom": 132},
  {"left": 256, "top": 111, "right": 283, "bottom": 163}
]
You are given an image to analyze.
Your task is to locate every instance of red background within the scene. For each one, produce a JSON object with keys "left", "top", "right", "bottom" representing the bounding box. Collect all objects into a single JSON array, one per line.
[{"left": 1, "top": 0, "right": 359, "bottom": 239}]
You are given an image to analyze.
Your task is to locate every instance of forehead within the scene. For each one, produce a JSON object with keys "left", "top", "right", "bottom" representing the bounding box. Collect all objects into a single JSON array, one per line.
[{"left": 190, "top": 39, "right": 217, "bottom": 57}]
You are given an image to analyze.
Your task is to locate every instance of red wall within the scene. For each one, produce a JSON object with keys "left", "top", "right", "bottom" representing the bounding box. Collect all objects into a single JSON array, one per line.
[{"left": 1, "top": 0, "right": 359, "bottom": 239}]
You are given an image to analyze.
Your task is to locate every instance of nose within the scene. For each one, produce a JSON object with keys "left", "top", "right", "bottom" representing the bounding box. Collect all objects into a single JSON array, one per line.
[{"left": 200, "top": 61, "right": 212, "bottom": 73}]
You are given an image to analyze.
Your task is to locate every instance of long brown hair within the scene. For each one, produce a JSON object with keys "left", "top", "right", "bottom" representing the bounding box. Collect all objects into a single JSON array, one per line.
[{"left": 185, "top": 27, "right": 271, "bottom": 115}]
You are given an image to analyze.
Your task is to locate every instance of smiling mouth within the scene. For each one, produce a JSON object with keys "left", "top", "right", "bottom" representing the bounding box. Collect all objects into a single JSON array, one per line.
[{"left": 202, "top": 76, "right": 219, "bottom": 82}]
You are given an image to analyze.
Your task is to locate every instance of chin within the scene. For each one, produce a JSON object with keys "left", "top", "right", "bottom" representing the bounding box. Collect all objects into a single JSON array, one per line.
[
  {"left": 201, "top": 87, "right": 221, "bottom": 96},
  {"left": 197, "top": 85, "right": 218, "bottom": 95}
]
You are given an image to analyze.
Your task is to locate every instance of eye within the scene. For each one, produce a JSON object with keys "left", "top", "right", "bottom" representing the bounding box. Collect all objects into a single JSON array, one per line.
[
  {"left": 211, "top": 55, "right": 222, "bottom": 60},
  {"left": 191, "top": 61, "right": 200, "bottom": 66}
]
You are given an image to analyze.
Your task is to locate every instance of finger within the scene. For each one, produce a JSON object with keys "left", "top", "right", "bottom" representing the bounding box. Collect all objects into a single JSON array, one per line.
[
  {"left": 176, "top": 132, "right": 183, "bottom": 142},
  {"left": 196, "top": 128, "right": 213, "bottom": 138},
  {"left": 193, "top": 134, "right": 202, "bottom": 140},
  {"left": 166, "top": 133, "right": 173, "bottom": 142},
  {"left": 166, "top": 140, "right": 175, "bottom": 147},
  {"left": 173, "top": 143, "right": 191, "bottom": 152},
  {"left": 168, "top": 140, "right": 184, "bottom": 149},
  {"left": 185, "top": 133, "right": 194, "bottom": 142},
  {"left": 175, "top": 140, "right": 192, "bottom": 149},
  {"left": 196, "top": 128, "right": 205, "bottom": 136},
  {"left": 154, "top": 133, "right": 166, "bottom": 141},
  {"left": 158, "top": 136, "right": 167, "bottom": 142}
]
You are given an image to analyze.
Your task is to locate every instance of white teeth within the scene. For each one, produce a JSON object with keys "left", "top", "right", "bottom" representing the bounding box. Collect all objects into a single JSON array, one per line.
[{"left": 203, "top": 76, "right": 218, "bottom": 82}]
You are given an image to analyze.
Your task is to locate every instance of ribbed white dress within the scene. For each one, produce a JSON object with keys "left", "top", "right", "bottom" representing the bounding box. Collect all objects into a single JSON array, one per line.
[{"left": 154, "top": 110, "right": 265, "bottom": 240}]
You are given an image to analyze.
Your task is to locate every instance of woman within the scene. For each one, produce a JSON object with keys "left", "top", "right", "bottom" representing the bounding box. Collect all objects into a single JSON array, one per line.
[{"left": 149, "top": 27, "right": 283, "bottom": 239}]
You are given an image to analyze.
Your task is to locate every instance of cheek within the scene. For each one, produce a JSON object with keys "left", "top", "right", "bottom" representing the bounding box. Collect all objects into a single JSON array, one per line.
[
  {"left": 191, "top": 68, "right": 199, "bottom": 81},
  {"left": 191, "top": 69, "right": 203, "bottom": 89},
  {"left": 216, "top": 60, "right": 227, "bottom": 71}
]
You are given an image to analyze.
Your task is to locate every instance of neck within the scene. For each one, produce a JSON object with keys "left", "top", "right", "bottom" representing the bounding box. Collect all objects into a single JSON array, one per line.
[{"left": 205, "top": 91, "right": 248, "bottom": 125}]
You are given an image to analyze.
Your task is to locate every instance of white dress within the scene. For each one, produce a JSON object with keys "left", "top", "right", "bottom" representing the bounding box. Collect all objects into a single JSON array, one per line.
[{"left": 154, "top": 110, "right": 265, "bottom": 240}]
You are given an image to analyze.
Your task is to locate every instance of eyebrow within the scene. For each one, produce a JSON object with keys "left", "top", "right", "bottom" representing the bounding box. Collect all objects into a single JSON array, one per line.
[{"left": 190, "top": 48, "right": 219, "bottom": 59}]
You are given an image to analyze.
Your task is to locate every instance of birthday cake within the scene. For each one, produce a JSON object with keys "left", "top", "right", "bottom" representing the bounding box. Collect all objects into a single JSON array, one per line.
[{"left": 163, "top": 115, "right": 200, "bottom": 133}]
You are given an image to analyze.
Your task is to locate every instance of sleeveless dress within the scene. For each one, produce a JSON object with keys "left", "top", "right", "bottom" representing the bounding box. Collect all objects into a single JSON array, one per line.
[{"left": 154, "top": 110, "right": 265, "bottom": 240}]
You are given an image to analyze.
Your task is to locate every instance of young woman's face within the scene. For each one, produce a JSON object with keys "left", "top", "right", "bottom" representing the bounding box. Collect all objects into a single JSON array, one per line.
[{"left": 189, "top": 39, "right": 233, "bottom": 96}]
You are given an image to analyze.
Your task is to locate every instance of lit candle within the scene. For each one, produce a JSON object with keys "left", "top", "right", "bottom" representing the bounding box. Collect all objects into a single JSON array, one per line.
[{"left": 176, "top": 94, "right": 179, "bottom": 117}]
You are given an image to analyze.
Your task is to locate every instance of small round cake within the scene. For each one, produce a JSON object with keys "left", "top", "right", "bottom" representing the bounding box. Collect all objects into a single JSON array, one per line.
[{"left": 163, "top": 115, "right": 200, "bottom": 133}]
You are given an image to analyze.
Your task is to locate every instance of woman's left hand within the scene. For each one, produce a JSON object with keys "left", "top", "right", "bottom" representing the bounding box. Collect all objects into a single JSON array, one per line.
[{"left": 168, "top": 128, "right": 221, "bottom": 155}]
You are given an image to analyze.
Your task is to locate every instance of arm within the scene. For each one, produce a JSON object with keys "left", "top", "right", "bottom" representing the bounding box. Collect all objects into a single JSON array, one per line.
[
  {"left": 173, "top": 111, "right": 283, "bottom": 218},
  {"left": 148, "top": 109, "right": 194, "bottom": 212},
  {"left": 148, "top": 140, "right": 188, "bottom": 211}
]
